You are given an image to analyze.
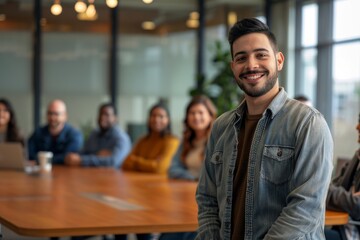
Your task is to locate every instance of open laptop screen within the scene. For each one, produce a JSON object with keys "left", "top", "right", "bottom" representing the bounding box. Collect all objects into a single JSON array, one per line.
[{"left": 0, "top": 143, "right": 27, "bottom": 170}]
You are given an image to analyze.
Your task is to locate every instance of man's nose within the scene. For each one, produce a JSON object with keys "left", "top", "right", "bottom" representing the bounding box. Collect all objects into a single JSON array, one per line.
[{"left": 245, "top": 56, "right": 259, "bottom": 70}]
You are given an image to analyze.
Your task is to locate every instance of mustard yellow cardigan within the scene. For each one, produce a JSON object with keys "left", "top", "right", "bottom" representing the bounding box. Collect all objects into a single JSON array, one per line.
[{"left": 122, "top": 134, "right": 179, "bottom": 174}]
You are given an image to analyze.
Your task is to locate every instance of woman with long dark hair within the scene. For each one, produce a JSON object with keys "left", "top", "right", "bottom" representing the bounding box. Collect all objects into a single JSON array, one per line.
[
  {"left": 122, "top": 102, "right": 179, "bottom": 174},
  {"left": 0, "top": 98, "right": 24, "bottom": 145},
  {"left": 118, "top": 102, "right": 180, "bottom": 240}
]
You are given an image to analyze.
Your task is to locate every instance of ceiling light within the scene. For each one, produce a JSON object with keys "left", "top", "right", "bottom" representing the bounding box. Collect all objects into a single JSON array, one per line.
[
  {"left": 86, "top": 3, "right": 96, "bottom": 18},
  {"left": 142, "top": 21, "right": 156, "bottom": 30},
  {"left": 106, "top": 0, "right": 118, "bottom": 8},
  {"left": 142, "top": 0, "right": 154, "bottom": 4},
  {"left": 51, "top": 0, "right": 62, "bottom": 16},
  {"left": 77, "top": 12, "right": 98, "bottom": 21},
  {"left": 74, "top": 0, "right": 87, "bottom": 13},
  {"left": 228, "top": 11, "right": 237, "bottom": 26},
  {"left": 189, "top": 11, "right": 199, "bottom": 20},
  {"left": 186, "top": 19, "right": 199, "bottom": 28}
]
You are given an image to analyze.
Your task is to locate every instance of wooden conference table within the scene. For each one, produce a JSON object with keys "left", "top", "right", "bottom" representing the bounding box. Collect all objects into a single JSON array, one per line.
[
  {"left": 325, "top": 210, "right": 349, "bottom": 226},
  {"left": 0, "top": 166, "right": 349, "bottom": 238},
  {"left": 0, "top": 166, "right": 198, "bottom": 237}
]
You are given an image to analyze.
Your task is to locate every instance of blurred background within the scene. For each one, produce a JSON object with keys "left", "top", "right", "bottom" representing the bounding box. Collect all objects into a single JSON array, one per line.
[{"left": 0, "top": 0, "right": 359, "bottom": 162}]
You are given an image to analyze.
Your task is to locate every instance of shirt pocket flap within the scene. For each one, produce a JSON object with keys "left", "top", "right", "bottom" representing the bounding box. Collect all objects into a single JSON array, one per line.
[
  {"left": 210, "top": 151, "right": 223, "bottom": 164},
  {"left": 264, "top": 146, "right": 294, "bottom": 161}
]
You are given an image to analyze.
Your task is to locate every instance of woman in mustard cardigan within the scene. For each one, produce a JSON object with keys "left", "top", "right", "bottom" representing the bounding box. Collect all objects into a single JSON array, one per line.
[
  {"left": 118, "top": 102, "right": 179, "bottom": 240},
  {"left": 122, "top": 102, "right": 180, "bottom": 174}
]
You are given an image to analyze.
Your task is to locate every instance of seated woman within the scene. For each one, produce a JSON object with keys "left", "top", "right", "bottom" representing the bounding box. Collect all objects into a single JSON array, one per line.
[
  {"left": 119, "top": 102, "right": 180, "bottom": 240},
  {"left": 0, "top": 98, "right": 24, "bottom": 145},
  {"left": 168, "top": 95, "right": 217, "bottom": 181},
  {"left": 160, "top": 95, "right": 217, "bottom": 240},
  {"left": 122, "top": 102, "right": 180, "bottom": 174}
]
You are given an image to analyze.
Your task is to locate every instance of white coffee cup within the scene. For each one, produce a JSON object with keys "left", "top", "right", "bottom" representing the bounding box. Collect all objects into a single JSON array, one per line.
[{"left": 37, "top": 151, "right": 53, "bottom": 173}]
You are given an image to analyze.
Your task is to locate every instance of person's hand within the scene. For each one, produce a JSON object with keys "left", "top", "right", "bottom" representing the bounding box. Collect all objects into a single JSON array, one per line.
[
  {"left": 354, "top": 192, "right": 360, "bottom": 197},
  {"left": 64, "top": 153, "right": 82, "bottom": 167},
  {"left": 350, "top": 186, "right": 360, "bottom": 196},
  {"left": 97, "top": 149, "right": 112, "bottom": 157},
  {"left": 353, "top": 190, "right": 360, "bottom": 197},
  {"left": 122, "top": 155, "right": 138, "bottom": 171},
  {"left": 26, "top": 160, "right": 36, "bottom": 166}
]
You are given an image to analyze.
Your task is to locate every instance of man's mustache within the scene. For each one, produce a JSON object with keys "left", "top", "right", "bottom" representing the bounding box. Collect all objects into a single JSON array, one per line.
[{"left": 239, "top": 70, "right": 268, "bottom": 78}]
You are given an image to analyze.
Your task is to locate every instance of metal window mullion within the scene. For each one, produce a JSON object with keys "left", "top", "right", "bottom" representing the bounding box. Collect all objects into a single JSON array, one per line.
[{"left": 316, "top": 0, "right": 334, "bottom": 129}]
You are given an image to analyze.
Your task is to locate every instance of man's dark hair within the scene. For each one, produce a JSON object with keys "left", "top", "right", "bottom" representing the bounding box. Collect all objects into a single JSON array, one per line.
[
  {"left": 99, "top": 102, "right": 117, "bottom": 116},
  {"left": 228, "top": 18, "right": 278, "bottom": 58}
]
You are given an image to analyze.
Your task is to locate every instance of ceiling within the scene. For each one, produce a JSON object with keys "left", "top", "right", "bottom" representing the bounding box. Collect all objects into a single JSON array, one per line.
[{"left": 0, "top": 0, "right": 264, "bottom": 34}]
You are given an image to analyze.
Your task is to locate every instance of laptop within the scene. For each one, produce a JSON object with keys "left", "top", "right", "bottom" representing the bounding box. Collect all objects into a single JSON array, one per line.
[{"left": 0, "top": 142, "right": 27, "bottom": 171}]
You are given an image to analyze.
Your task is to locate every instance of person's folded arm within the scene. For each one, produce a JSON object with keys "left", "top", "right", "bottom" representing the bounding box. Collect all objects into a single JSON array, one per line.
[
  {"left": 53, "top": 129, "right": 83, "bottom": 164},
  {"left": 122, "top": 154, "right": 137, "bottom": 170},
  {"left": 81, "top": 133, "right": 131, "bottom": 168},
  {"left": 136, "top": 137, "right": 180, "bottom": 173},
  {"left": 327, "top": 184, "right": 360, "bottom": 220}
]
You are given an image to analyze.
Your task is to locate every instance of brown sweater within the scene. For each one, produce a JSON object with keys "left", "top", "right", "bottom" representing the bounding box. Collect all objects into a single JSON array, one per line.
[{"left": 231, "top": 113, "right": 261, "bottom": 239}]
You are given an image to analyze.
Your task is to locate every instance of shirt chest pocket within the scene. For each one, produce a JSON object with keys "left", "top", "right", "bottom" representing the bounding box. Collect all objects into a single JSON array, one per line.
[
  {"left": 210, "top": 151, "right": 223, "bottom": 186},
  {"left": 261, "top": 146, "right": 294, "bottom": 185}
]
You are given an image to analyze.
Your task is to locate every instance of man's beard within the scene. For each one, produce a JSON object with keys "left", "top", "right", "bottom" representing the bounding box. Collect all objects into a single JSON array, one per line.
[
  {"left": 236, "top": 69, "right": 278, "bottom": 98},
  {"left": 49, "top": 121, "right": 61, "bottom": 129}
]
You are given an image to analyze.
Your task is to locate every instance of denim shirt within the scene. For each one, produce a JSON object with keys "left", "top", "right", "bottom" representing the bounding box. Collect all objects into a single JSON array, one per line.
[
  {"left": 196, "top": 88, "right": 333, "bottom": 240},
  {"left": 81, "top": 126, "right": 132, "bottom": 168},
  {"left": 28, "top": 123, "right": 83, "bottom": 164}
]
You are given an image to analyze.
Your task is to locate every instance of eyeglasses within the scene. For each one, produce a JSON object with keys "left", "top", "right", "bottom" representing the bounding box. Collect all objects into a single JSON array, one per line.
[{"left": 47, "top": 111, "right": 63, "bottom": 116}]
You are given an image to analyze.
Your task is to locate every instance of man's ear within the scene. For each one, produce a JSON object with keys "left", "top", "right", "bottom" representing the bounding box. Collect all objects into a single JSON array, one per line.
[{"left": 276, "top": 52, "right": 285, "bottom": 71}]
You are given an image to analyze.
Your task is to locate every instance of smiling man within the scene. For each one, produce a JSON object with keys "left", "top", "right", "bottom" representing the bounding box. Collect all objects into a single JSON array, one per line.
[
  {"left": 65, "top": 102, "right": 131, "bottom": 169},
  {"left": 28, "top": 99, "right": 83, "bottom": 164},
  {"left": 195, "top": 18, "right": 334, "bottom": 240}
]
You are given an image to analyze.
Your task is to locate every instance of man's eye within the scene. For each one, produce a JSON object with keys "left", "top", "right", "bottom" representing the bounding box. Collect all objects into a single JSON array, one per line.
[
  {"left": 257, "top": 53, "right": 268, "bottom": 59},
  {"left": 235, "top": 56, "right": 246, "bottom": 62}
]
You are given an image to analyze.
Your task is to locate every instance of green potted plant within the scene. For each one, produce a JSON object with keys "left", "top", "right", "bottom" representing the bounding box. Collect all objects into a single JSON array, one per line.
[{"left": 189, "top": 40, "right": 244, "bottom": 115}]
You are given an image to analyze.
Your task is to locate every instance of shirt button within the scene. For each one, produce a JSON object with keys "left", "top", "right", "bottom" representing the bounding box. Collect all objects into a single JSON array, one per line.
[
  {"left": 277, "top": 149, "right": 282, "bottom": 157},
  {"left": 225, "top": 222, "right": 230, "bottom": 228},
  {"left": 216, "top": 155, "right": 220, "bottom": 161},
  {"left": 227, "top": 196, "right": 231, "bottom": 204},
  {"left": 228, "top": 169, "right": 232, "bottom": 175}
]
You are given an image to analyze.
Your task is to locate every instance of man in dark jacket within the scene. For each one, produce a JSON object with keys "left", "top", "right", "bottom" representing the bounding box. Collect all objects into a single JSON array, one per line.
[{"left": 326, "top": 113, "right": 360, "bottom": 240}]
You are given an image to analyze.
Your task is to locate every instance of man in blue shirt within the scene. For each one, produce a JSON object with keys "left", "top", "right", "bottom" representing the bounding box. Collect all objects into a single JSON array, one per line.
[
  {"left": 65, "top": 102, "right": 131, "bottom": 169},
  {"left": 28, "top": 99, "right": 83, "bottom": 164}
]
